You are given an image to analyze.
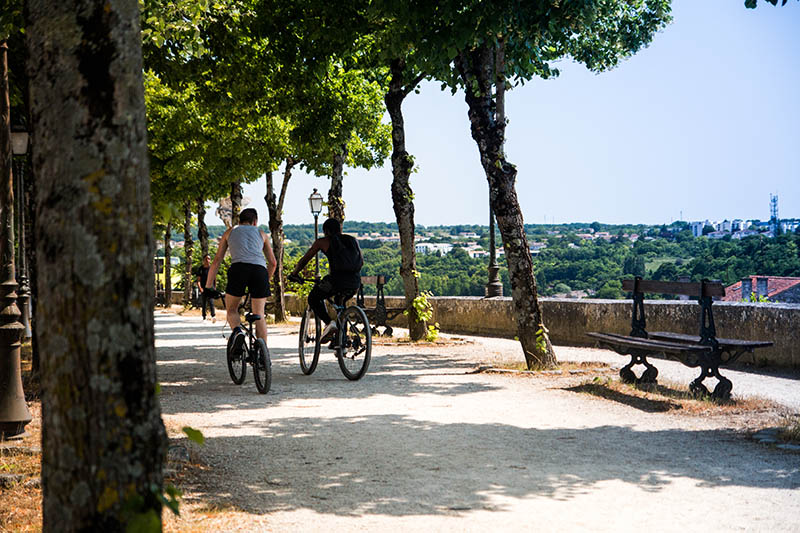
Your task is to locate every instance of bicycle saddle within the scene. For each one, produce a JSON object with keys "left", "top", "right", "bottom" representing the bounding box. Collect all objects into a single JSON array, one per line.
[{"left": 245, "top": 313, "right": 262, "bottom": 323}]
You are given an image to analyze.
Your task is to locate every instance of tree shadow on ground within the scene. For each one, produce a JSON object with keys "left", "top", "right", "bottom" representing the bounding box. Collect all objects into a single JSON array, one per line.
[
  {"left": 157, "top": 343, "right": 500, "bottom": 414},
  {"left": 177, "top": 414, "right": 800, "bottom": 518}
]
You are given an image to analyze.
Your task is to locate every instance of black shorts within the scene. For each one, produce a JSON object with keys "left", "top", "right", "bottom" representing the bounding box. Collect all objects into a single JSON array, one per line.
[{"left": 226, "top": 263, "right": 270, "bottom": 298}]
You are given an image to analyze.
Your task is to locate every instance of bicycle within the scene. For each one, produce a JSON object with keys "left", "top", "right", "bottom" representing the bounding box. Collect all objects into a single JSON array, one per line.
[
  {"left": 293, "top": 277, "right": 372, "bottom": 380},
  {"left": 206, "top": 288, "right": 272, "bottom": 394}
]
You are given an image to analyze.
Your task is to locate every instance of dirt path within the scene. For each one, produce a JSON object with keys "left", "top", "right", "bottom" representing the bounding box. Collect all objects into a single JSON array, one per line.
[{"left": 155, "top": 312, "right": 800, "bottom": 532}]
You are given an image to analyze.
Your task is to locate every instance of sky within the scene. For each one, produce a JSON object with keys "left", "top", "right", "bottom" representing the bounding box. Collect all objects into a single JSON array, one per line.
[{"left": 205, "top": 0, "right": 800, "bottom": 227}]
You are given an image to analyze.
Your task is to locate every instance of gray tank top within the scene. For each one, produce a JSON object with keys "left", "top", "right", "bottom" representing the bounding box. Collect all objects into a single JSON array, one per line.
[{"left": 228, "top": 225, "right": 266, "bottom": 267}]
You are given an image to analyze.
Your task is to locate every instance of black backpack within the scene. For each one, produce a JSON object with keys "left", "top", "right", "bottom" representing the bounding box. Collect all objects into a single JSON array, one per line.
[{"left": 328, "top": 234, "right": 363, "bottom": 274}]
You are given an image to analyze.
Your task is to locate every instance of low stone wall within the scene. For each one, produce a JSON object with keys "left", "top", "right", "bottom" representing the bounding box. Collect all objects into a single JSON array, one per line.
[{"left": 285, "top": 293, "right": 800, "bottom": 368}]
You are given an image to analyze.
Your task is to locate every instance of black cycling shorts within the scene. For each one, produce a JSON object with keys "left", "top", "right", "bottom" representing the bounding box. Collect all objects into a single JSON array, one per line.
[{"left": 226, "top": 263, "right": 270, "bottom": 298}]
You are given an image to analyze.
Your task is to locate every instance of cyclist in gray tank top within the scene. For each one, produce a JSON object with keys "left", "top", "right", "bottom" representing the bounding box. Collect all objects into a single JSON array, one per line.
[
  {"left": 228, "top": 225, "right": 267, "bottom": 267},
  {"left": 206, "top": 208, "right": 277, "bottom": 353}
]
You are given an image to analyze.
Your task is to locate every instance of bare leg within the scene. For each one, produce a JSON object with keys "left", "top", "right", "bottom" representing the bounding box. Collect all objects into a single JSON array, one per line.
[
  {"left": 251, "top": 297, "right": 268, "bottom": 341},
  {"left": 226, "top": 293, "right": 242, "bottom": 330}
]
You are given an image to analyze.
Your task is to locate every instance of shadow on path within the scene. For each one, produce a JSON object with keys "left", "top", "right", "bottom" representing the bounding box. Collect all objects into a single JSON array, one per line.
[{"left": 182, "top": 414, "right": 800, "bottom": 517}]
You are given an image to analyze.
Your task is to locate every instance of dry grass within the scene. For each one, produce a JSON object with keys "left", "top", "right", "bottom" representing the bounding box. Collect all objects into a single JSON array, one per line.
[
  {"left": 1, "top": 343, "right": 42, "bottom": 533},
  {"left": 493, "top": 360, "right": 614, "bottom": 373},
  {"left": 777, "top": 415, "right": 800, "bottom": 443},
  {"left": 569, "top": 376, "right": 788, "bottom": 421}
]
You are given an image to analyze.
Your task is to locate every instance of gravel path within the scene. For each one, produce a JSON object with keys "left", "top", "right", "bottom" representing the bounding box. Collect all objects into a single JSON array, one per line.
[{"left": 155, "top": 312, "right": 800, "bottom": 532}]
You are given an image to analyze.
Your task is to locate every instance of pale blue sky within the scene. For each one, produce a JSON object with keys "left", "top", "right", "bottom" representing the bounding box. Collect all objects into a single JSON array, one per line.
[{"left": 207, "top": 0, "right": 800, "bottom": 227}]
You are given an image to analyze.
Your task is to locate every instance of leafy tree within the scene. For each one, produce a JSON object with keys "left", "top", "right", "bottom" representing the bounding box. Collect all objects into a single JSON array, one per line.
[
  {"left": 430, "top": 1, "right": 671, "bottom": 368},
  {"left": 27, "top": 0, "right": 166, "bottom": 528}
]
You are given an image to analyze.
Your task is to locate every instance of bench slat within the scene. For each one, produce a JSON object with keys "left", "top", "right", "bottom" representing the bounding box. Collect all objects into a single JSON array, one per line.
[
  {"left": 586, "top": 332, "right": 711, "bottom": 354},
  {"left": 649, "top": 331, "right": 773, "bottom": 349},
  {"left": 622, "top": 279, "right": 725, "bottom": 297}
]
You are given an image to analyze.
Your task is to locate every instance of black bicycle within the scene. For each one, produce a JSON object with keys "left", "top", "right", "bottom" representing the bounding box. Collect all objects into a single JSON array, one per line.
[
  {"left": 294, "top": 277, "right": 371, "bottom": 380},
  {"left": 207, "top": 288, "right": 271, "bottom": 393}
]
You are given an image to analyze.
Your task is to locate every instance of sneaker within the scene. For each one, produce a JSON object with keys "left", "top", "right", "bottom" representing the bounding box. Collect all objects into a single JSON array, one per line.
[
  {"left": 230, "top": 326, "right": 246, "bottom": 356},
  {"left": 320, "top": 322, "right": 338, "bottom": 342}
]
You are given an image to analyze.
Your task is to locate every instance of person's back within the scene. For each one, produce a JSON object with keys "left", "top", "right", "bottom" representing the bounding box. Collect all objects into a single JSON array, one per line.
[
  {"left": 228, "top": 224, "right": 267, "bottom": 267},
  {"left": 325, "top": 232, "right": 362, "bottom": 289}
]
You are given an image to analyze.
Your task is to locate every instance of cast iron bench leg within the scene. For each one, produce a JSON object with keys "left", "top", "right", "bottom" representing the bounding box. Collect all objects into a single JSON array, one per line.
[
  {"left": 619, "top": 351, "right": 658, "bottom": 385},
  {"left": 688, "top": 351, "right": 732, "bottom": 401}
]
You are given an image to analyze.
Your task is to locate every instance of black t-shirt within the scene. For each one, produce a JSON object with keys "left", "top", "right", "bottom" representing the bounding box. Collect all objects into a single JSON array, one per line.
[{"left": 196, "top": 265, "right": 210, "bottom": 287}]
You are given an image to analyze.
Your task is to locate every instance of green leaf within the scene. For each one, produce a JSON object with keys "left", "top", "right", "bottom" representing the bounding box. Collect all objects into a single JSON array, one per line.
[
  {"left": 182, "top": 426, "right": 205, "bottom": 445},
  {"left": 125, "top": 510, "right": 161, "bottom": 533}
]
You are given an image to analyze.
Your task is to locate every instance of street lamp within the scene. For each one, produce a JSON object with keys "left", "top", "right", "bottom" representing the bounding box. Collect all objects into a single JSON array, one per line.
[
  {"left": 11, "top": 128, "right": 31, "bottom": 339},
  {"left": 0, "top": 41, "right": 31, "bottom": 439},
  {"left": 485, "top": 200, "right": 503, "bottom": 297},
  {"left": 308, "top": 188, "right": 323, "bottom": 278}
]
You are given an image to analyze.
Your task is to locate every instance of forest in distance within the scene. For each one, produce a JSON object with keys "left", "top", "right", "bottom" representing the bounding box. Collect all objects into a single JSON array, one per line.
[{"left": 167, "top": 221, "right": 800, "bottom": 299}]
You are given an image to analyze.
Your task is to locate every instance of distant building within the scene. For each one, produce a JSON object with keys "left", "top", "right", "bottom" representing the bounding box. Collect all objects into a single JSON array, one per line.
[
  {"left": 731, "top": 230, "right": 760, "bottom": 240},
  {"left": 458, "top": 232, "right": 480, "bottom": 239},
  {"left": 415, "top": 242, "right": 453, "bottom": 255},
  {"left": 781, "top": 220, "right": 799, "bottom": 234},
  {"left": 723, "top": 276, "right": 800, "bottom": 303}
]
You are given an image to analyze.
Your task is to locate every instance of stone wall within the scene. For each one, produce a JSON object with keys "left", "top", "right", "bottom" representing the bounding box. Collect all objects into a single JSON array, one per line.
[{"left": 284, "top": 293, "right": 800, "bottom": 368}]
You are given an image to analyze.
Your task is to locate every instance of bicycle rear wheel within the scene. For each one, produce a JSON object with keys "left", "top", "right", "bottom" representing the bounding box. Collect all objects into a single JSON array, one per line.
[
  {"left": 336, "top": 306, "right": 371, "bottom": 380},
  {"left": 227, "top": 330, "right": 246, "bottom": 385},
  {"left": 252, "top": 339, "right": 272, "bottom": 394},
  {"left": 298, "top": 306, "right": 321, "bottom": 375}
]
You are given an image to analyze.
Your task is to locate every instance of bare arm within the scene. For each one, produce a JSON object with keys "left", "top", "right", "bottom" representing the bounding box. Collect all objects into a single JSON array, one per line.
[
  {"left": 290, "top": 238, "right": 327, "bottom": 277},
  {"left": 205, "top": 229, "right": 230, "bottom": 289},
  {"left": 262, "top": 230, "right": 277, "bottom": 279}
]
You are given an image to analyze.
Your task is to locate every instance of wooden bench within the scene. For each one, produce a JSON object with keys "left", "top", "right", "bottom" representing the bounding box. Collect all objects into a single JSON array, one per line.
[
  {"left": 587, "top": 278, "right": 772, "bottom": 401},
  {"left": 356, "top": 275, "right": 406, "bottom": 336}
]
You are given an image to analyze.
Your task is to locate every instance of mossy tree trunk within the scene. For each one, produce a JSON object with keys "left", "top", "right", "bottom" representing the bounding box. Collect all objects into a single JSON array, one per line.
[
  {"left": 231, "top": 180, "right": 242, "bottom": 226},
  {"left": 265, "top": 159, "right": 293, "bottom": 322},
  {"left": 456, "top": 46, "right": 556, "bottom": 369},
  {"left": 385, "top": 58, "right": 426, "bottom": 340},
  {"left": 328, "top": 145, "right": 346, "bottom": 223},
  {"left": 164, "top": 223, "right": 172, "bottom": 306},
  {"left": 27, "top": 0, "right": 167, "bottom": 528},
  {"left": 183, "top": 200, "right": 193, "bottom": 304},
  {"left": 197, "top": 196, "right": 208, "bottom": 259}
]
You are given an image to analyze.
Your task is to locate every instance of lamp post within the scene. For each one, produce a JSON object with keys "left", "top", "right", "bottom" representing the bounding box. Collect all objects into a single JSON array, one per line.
[
  {"left": 0, "top": 40, "right": 31, "bottom": 439},
  {"left": 11, "top": 128, "right": 30, "bottom": 338},
  {"left": 308, "top": 188, "right": 323, "bottom": 278},
  {"left": 485, "top": 201, "right": 503, "bottom": 297}
]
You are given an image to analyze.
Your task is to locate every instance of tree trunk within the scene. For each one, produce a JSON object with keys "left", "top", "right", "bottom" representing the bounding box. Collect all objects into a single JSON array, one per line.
[
  {"left": 328, "top": 145, "right": 346, "bottom": 223},
  {"left": 26, "top": 1, "right": 166, "bottom": 528},
  {"left": 182, "top": 200, "right": 193, "bottom": 304},
  {"left": 265, "top": 159, "right": 293, "bottom": 322},
  {"left": 164, "top": 223, "right": 172, "bottom": 306},
  {"left": 231, "top": 181, "right": 242, "bottom": 226},
  {"left": 196, "top": 196, "right": 208, "bottom": 259},
  {"left": 385, "top": 58, "right": 426, "bottom": 340},
  {"left": 456, "top": 46, "right": 556, "bottom": 369}
]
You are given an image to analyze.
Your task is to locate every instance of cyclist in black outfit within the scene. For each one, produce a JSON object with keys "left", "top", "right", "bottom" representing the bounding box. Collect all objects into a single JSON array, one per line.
[{"left": 288, "top": 218, "right": 363, "bottom": 341}]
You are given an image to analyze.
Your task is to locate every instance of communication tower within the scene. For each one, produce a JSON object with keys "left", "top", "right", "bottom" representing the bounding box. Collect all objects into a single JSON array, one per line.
[{"left": 770, "top": 194, "right": 779, "bottom": 233}]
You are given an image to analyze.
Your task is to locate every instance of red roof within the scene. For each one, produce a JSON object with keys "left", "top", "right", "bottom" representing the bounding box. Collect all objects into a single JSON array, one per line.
[{"left": 724, "top": 276, "right": 800, "bottom": 301}]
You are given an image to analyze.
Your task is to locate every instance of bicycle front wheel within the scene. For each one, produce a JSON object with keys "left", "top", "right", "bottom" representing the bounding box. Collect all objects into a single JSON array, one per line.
[
  {"left": 336, "top": 306, "right": 372, "bottom": 380},
  {"left": 252, "top": 339, "right": 272, "bottom": 394},
  {"left": 298, "top": 306, "right": 321, "bottom": 375},
  {"left": 226, "top": 330, "right": 246, "bottom": 385}
]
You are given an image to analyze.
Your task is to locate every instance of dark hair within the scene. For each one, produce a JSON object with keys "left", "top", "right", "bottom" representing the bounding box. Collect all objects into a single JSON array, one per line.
[
  {"left": 239, "top": 208, "right": 258, "bottom": 225},
  {"left": 322, "top": 218, "right": 342, "bottom": 236}
]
